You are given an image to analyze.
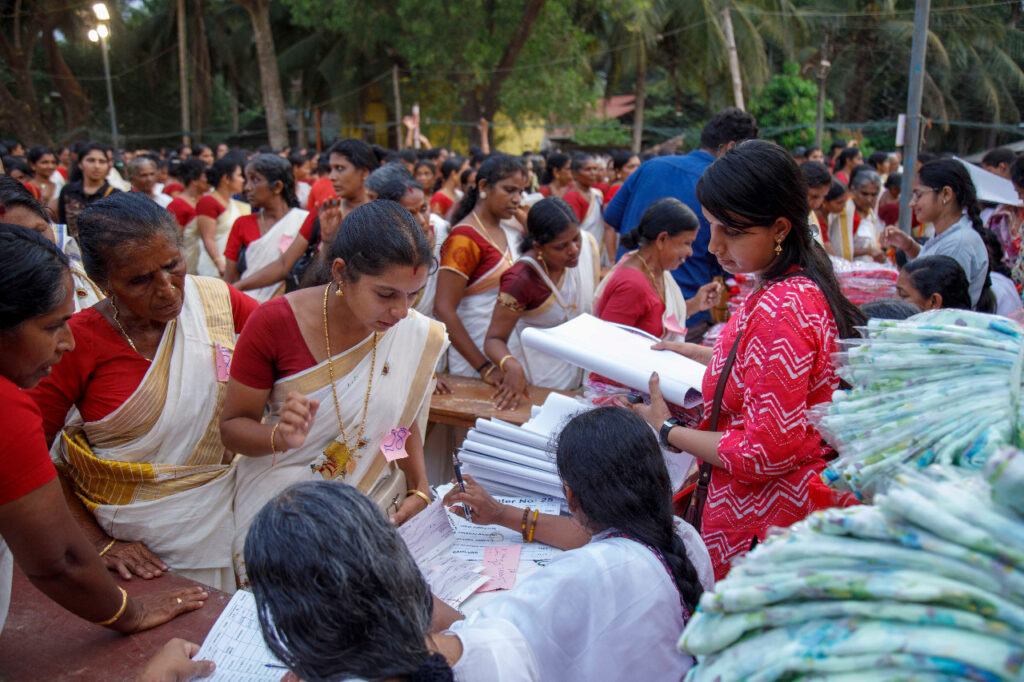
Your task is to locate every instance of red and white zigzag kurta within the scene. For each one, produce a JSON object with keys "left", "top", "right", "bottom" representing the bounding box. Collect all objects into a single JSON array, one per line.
[{"left": 700, "top": 275, "right": 839, "bottom": 580}]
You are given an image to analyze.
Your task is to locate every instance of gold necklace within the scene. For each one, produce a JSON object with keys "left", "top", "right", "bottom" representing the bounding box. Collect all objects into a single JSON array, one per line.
[
  {"left": 471, "top": 210, "right": 514, "bottom": 266},
  {"left": 321, "top": 283, "right": 378, "bottom": 479},
  {"left": 537, "top": 255, "right": 576, "bottom": 312},
  {"left": 111, "top": 300, "right": 151, "bottom": 361},
  {"left": 636, "top": 253, "right": 665, "bottom": 304}
]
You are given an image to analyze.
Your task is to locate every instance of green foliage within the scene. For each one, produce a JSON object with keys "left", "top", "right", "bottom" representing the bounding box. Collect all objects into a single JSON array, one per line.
[
  {"left": 749, "top": 61, "right": 833, "bottom": 149},
  {"left": 570, "top": 115, "right": 632, "bottom": 147}
]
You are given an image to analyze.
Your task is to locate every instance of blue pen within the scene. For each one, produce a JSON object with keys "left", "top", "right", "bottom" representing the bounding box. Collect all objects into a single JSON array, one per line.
[{"left": 452, "top": 453, "right": 474, "bottom": 520}]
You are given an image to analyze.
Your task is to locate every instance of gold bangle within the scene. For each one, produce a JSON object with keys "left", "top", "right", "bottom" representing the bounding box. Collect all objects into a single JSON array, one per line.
[
  {"left": 480, "top": 364, "right": 497, "bottom": 380},
  {"left": 498, "top": 354, "right": 515, "bottom": 373},
  {"left": 527, "top": 508, "right": 539, "bottom": 543},
  {"left": 93, "top": 586, "right": 128, "bottom": 626},
  {"left": 98, "top": 538, "right": 117, "bottom": 557},
  {"left": 406, "top": 489, "right": 432, "bottom": 506},
  {"left": 270, "top": 423, "right": 281, "bottom": 466}
]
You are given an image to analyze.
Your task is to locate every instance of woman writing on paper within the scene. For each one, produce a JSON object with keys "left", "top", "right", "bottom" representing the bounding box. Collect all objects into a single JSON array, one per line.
[
  {"left": 224, "top": 154, "right": 308, "bottom": 301},
  {"left": 596, "top": 198, "right": 722, "bottom": 342},
  {"left": 0, "top": 223, "right": 207, "bottom": 636},
  {"left": 482, "top": 197, "right": 599, "bottom": 407},
  {"left": 435, "top": 154, "right": 528, "bottom": 382},
  {"left": 627, "top": 140, "right": 864, "bottom": 580},
  {"left": 184, "top": 154, "right": 249, "bottom": 277},
  {"left": 221, "top": 200, "right": 447, "bottom": 584},
  {"left": 28, "top": 193, "right": 259, "bottom": 590}
]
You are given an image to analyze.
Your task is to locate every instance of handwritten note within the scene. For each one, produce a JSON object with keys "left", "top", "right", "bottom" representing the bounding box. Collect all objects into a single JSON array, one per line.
[
  {"left": 664, "top": 313, "right": 687, "bottom": 337},
  {"left": 397, "top": 501, "right": 488, "bottom": 607},
  {"left": 195, "top": 590, "right": 284, "bottom": 681},
  {"left": 477, "top": 544, "right": 521, "bottom": 592},
  {"left": 278, "top": 234, "right": 295, "bottom": 253},
  {"left": 215, "top": 343, "right": 232, "bottom": 382},
  {"left": 381, "top": 427, "right": 410, "bottom": 462}
]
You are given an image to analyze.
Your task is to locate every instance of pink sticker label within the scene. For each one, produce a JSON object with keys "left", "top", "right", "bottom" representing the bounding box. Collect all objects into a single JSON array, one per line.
[
  {"left": 477, "top": 544, "right": 521, "bottom": 592},
  {"left": 215, "top": 343, "right": 232, "bottom": 382},
  {"left": 381, "top": 427, "right": 411, "bottom": 462},
  {"left": 664, "top": 313, "right": 687, "bottom": 337},
  {"left": 278, "top": 234, "right": 295, "bottom": 253}
]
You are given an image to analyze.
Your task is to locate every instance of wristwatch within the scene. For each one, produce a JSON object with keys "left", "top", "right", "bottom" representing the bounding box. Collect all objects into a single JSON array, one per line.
[{"left": 659, "top": 417, "right": 683, "bottom": 451}]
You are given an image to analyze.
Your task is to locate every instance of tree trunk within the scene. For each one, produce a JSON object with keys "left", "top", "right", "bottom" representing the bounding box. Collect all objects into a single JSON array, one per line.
[
  {"left": 0, "top": 25, "right": 49, "bottom": 144},
  {"left": 235, "top": 0, "right": 288, "bottom": 150},
  {"left": 177, "top": 0, "right": 191, "bottom": 144},
  {"left": 42, "top": 29, "right": 90, "bottom": 135},
  {"left": 191, "top": 0, "right": 213, "bottom": 138},
  {"left": 631, "top": 40, "right": 646, "bottom": 153},
  {"left": 476, "top": 0, "right": 549, "bottom": 125},
  {"left": 720, "top": 7, "right": 744, "bottom": 110}
]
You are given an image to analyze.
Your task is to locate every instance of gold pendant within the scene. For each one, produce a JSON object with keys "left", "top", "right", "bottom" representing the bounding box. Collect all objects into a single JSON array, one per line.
[{"left": 322, "top": 441, "right": 351, "bottom": 479}]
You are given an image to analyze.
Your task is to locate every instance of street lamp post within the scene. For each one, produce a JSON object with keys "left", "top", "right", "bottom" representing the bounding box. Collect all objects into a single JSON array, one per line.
[{"left": 88, "top": 3, "right": 119, "bottom": 155}]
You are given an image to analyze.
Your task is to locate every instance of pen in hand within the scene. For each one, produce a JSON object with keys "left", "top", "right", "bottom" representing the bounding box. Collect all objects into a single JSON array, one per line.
[{"left": 452, "top": 453, "right": 474, "bottom": 521}]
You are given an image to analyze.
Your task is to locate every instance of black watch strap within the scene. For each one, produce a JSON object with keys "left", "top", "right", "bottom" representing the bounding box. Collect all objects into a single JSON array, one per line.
[{"left": 659, "top": 418, "right": 683, "bottom": 448}]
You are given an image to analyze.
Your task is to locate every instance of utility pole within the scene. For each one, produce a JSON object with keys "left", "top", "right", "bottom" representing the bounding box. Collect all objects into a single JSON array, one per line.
[
  {"left": 814, "top": 37, "right": 830, "bottom": 149},
  {"left": 393, "top": 64, "right": 403, "bottom": 149},
  {"left": 177, "top": 0, "right": 190, "bottom": 145},
  {"left": 898, "top": 0, "right": 931, "bottom": 235},
  {"left": 720, "top": 7, "right": 744, "bottom": 110}
]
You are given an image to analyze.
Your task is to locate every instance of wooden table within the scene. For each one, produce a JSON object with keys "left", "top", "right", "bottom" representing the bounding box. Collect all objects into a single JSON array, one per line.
[
  {"left": 0, "top": 567, "right": 230, "bottom": 681},
  {"left": 428, "top": 374, "right": 576, "bottom": 429}
]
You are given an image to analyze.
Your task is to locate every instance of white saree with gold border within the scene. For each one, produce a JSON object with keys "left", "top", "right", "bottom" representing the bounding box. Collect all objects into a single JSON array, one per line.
[
  {"left": 507, "top": 232, "right": 599, "bottom": 391},
  {"left": 183, "top": 198, "right": 251, "bottom": 277},
  {"left": 54, "top": 276, "right": 238, "bottom": 590},
  {"left": 240, "top": 207, "right": 309, "bottom": 302},
  {"left": 231, "top": 310, "right": 448, "bottom": 580}
]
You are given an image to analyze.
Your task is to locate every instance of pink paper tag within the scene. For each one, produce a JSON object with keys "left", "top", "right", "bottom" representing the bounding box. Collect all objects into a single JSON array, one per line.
[
  {"left": 664, "top": 313, "right": 687, "bottom": 337},
  {"left": 215, "top": 343, "right": 232, "bottom": 382},
  {"left": 381, "top": 427, "right": 411, "bottom": 462},
  {"left": 477, "top": 544, "right": 521, "bottom": 592},
  {"left": 278, "top": 234, "right": 295, "bottom": 253}
]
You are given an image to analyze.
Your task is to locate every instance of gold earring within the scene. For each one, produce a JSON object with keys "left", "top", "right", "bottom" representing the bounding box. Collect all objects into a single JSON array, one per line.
[
  {"left": 774, "top": 241, "right": 783, "bottom": 255},
  {"left": 335, "top": 282, "right": 344, "bottom": 297}
]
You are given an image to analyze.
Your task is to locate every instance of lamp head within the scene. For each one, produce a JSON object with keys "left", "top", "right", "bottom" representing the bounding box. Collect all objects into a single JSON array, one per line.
[
  {"left": 88, "top": 29, "right": 99, "bottom": 42},
  {"left": 92, "top": 3, "right": 109, "bottom": 21}
]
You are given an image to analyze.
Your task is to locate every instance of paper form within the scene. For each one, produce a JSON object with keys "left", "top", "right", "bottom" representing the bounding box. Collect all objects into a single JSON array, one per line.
[
  {"left": 443, "top": 491, "right": 562, "bottom": 563},
  {"left": 477, "top": 544, "right": 522, "bottom": 592},
  {"left": 397, "top": 500, "right": 488, "bottom": 607},
  {"left": 194, "top": 590, "right": 285, "bottom": 682}
]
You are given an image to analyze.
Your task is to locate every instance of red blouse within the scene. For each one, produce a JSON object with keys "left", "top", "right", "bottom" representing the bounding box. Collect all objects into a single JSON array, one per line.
[
  {"left": 594, "top": 266, "right": 665, "bottom": 338},
  {"left": 0, "top": 375, "right": 56, "bottom": 505},
  {"left": 699, "top": 275, "right": 849, "bottom": 580},
  {"left": 162, "top": 182, "right": 185, "bottom": 197},
  {"left": 167, "top": 197, "right": 196, "bottom": 227},
  {"left": 430, "top": 191, "right": 454, "bottom": 217},
  {"left": 229, "top": 296, "right": 318, "bottom": 390},
  {"left": 560, "top": 189, "right": 591, "bottom": 223},
  {"left": 28, "top": 286, "right": 258, "bottom": 445},
  {"left": 224, "top": 214, "right": 261, "bottom": 261},
  {"left": 498, "top": 262, "right": 553, "bottom": 312},
  {"left": 195, "top": 194, "right": 226, "bottom": 220}
]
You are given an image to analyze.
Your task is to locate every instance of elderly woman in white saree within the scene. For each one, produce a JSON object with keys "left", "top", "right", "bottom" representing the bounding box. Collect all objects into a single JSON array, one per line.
[
  {"left": 28, "top": 194, "right": 259, "bottom": 591},
  {"left": 482, "top": 198, "right": 599, "bottom": 409},
  {"left": 221, "top": 200, "right": 446, "bottom": 585},
  {"left": 224, "top": 154, "right": 308, "bottom": 302}
]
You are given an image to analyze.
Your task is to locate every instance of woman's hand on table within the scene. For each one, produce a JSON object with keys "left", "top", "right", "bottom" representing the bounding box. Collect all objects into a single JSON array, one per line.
[
  {"left": 103, "top": 540, "right": 168, "bottom": 580},
  {"left": 442, "top": 473, "right": 508, "bottom": 526},
  {"left": 480, "top": 366, "right": 504, "bottom": 389},
  {"left": 119, "top": 586, "right": 208, "bottom": 633},
  {"left": 492, "top": 361, "right": 528, "bottom": 410},
  {"left": 434, "top": 374, "right": 454, "bottom": 394},
  {"left": 619, "top": 372, "right": 672, "bottom": 431},
  {"left": 136, "top": 638, "right": 214, "bottom": 682},
  {"left": 390, "top": 490, "right": 431, "bottom": 526},
  {"left": 276, "top": 391, "right": 320, "bottom": 450}
]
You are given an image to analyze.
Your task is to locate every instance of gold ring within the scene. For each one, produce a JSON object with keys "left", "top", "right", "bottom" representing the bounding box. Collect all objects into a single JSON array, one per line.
[{"left": 176, "top": 597, "right": 183, "bottom": 604}]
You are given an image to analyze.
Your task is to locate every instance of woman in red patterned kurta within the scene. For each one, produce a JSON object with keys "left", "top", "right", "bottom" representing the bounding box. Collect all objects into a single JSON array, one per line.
[{"left": 628, "top": 140, "right": 864, "bottom": 579}]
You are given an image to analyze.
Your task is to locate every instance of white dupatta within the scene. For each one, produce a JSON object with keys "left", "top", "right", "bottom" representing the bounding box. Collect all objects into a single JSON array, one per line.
[
  {"left": 231, "top": 311, "right": 448, "bottom": 579},
  {"left": 578, "top": 188, "right": 607, "bottom": 263},
  {"left": 54, "top": 276, "right": 238, "bottom": 590},
  {"left": 241, "top": 207, "right": 309, "bottom": 302},
  {"left": 510, "top": 233, "right": 600, "bottom": 390},
  {"left": 595, "top": 252, "right": 689, "bottom": 343}
]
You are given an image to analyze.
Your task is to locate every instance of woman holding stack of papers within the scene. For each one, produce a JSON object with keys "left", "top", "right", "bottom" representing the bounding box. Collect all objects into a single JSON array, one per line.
[
  {"left": 627, "top": 140, "right": 864, "bottom": 580},
  {"left": 482, "top": 197, "right": 600, "bottom": 406}
]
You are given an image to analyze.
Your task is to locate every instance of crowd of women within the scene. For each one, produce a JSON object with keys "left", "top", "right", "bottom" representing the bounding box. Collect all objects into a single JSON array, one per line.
[{"left": 1, "top": 114, "right": 1023, "bottom": 680}]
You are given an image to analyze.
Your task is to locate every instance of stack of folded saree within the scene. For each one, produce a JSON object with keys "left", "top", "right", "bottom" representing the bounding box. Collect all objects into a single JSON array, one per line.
[
  {"left": 680, "top": 448, "right": 1024, "bottom": 681},
  {"left": 811, "top": 309, "right": 1024, "bottom": 501}
]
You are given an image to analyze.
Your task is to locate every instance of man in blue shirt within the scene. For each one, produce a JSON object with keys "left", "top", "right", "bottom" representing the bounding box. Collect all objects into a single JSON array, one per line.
[{"left": 604, "top": 108, "right": 759, "bottom": 340}]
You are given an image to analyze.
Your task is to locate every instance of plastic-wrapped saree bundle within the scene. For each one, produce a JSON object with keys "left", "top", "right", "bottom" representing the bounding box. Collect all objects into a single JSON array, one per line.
[
  {"left": 811, "top": 308, "right": 1024, "bottom": 501},
  {"left": 681, "top": 449, "right": 1024, "bottom": 681}
]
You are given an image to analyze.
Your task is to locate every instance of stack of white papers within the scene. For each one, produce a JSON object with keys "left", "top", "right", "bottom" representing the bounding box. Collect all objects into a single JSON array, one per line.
[
  {"left": 194, "top": 590, "right": 285, "bottom": 681},
  {"left": 458, "top": 393, "right": 591, "bottom": 507}
]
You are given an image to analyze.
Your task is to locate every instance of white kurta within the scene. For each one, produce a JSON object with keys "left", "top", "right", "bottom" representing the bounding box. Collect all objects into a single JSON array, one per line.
[{"left": 449, "top": 521, "right": 714, "bottom": 682}]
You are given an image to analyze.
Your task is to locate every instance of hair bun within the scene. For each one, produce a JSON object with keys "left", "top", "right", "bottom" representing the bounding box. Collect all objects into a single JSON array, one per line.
[{"left": 410, "top": 653, "right": 453, "bottom": 682}]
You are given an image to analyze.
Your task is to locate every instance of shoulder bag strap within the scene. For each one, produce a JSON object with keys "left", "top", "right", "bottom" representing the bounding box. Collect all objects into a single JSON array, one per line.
[{"left": 684, "top": 329, "right": 743, "bottom": 532}]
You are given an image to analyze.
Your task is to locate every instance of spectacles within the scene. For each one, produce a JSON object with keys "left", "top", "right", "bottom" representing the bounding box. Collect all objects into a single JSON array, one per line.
[{"left": 910, "top": 188, "right": 940, "bottom": 201}]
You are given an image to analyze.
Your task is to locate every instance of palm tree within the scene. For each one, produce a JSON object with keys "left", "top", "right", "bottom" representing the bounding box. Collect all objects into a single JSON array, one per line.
[{"left": 233, "top": 0, "right": 289, "bottom": 149}]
